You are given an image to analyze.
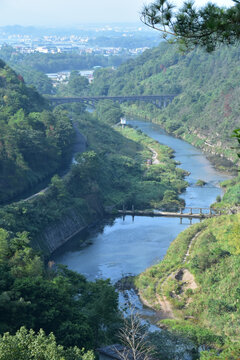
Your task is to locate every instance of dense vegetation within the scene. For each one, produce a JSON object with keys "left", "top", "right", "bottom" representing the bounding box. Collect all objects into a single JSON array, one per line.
[
  {"left": 0, "top": 39, "right": 239, "bottom": 358},
  {"left": 83, "top": 40, "right": 240, "bottom": 357},
  {"left": 213, "top": 175, "right": 240, "bottom": 213},
  {"left": 0, "top": 60, "right": 191, "bottom": 358},
  {"left": 0, "top": 59, "right": 74, "bottom": 203},
  {"left": 141, "top": 0, "right": 240, "bottom": 52},
  {"left": 89, "top": 42, "right": 240, "bottom": 167},
  {"left": 0, "top": 327, "right": 94, "bottom": 360},
  {"left": 0, "top": 227, "right": 120, "bottom": 355},
  {"left": 136, "top": 207, "right": 240, "bottom": 357},
  {"left": 0, "top": 44, "right": 129, "bottom": 79},
  {"left": 56, "top": 70, "right": 89, "bottom": 96},
  {"left": 74, "top": 102, "right": 187, "bottom": 210},
  {"left": 0, "top": 100, "right": 188, "bottom": 255},
  {"left": 13, "top": 65, "right": 54, "bottom": 94},
  {"left": 0, "top": 61, "right": 130, "bottom": 359}
]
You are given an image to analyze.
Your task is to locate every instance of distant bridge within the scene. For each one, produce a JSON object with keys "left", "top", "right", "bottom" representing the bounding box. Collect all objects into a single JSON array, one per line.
[
  {"left": 46, "top": 95, "right": 176, "bottom": 108},
  {"left": 118, "top": 206, "right": 220, "bottom": 223}
]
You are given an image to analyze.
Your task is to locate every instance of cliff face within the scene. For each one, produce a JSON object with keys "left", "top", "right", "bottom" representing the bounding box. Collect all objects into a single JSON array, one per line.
[
  {"left": 36, "top": 209, "right": 87, "bottom": 254},
  {"left": 35, "top": 197, "right": 105, "bottom": 254}
]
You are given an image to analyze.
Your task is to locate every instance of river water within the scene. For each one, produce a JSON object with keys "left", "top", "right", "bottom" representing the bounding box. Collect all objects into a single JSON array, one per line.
[{"left": 53, "top": 117, "right": 231, "bottom": 330}]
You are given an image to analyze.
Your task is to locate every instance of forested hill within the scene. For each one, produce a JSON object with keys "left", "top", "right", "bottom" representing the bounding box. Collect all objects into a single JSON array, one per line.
[
  {"left": 91, "top": 43, "right": 240, "bottom": 165},
  {"left": 0, "top": 59, "right": 74, "bottom": 203}
]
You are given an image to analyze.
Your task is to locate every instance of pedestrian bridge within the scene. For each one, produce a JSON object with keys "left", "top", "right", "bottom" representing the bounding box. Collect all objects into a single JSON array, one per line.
[
  {"left": 46, "top": 94, "right": 176, "bottom": 108},
  {"left": 118, "top": 206, "right": 219, "bottom": 220}
]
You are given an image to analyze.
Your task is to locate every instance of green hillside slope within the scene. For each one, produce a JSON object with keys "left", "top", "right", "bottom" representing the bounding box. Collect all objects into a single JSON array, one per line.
[
  {"left": 0, "top": 59, "right": 74, "bottom": 203},
  {"left": 89, "top": 42, "right": 240, "bottom": 357},
  {"left": 136, "top": 213, "right": 240, "bottom": 358},
  {"left": 90, "top": 43, "right": 240, "bottom": 166}
]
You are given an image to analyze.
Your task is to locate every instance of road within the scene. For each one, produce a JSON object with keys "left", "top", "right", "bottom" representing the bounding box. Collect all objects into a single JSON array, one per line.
[{"left": 23, "top": 122, "right": 87, "bottom": 202}]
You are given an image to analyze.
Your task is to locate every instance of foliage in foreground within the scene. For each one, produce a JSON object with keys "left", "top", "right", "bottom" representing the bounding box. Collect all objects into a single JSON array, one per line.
[
  {"left": 0, "top": 327, "right": 94, "bottom": 360},
  {"left": 0, "top": 228, "right": 120, "bottom": 350},
  {"left": 141, "top": 0, "right": 240, "bottom": 52}
]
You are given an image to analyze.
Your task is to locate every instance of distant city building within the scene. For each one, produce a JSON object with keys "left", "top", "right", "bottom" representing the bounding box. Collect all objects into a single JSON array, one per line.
[
  {"left": 46, "top": 69, "right": 94, "bottom": 85},
  {"left": 35, "top": 46, "right": 49, "bottom": 53}
]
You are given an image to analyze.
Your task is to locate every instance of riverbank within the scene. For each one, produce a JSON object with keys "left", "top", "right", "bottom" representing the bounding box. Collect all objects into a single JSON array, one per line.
[
  {"left": 136, "top": 213, "right": 240, "bottom": 355},
  {"left": 124, "top": 117, "right": 240, "bottom": 357},
  {"left": 53, "top": 118, "right": 232, "bottom": 359},
  {"left": 122, "top": 104, "right": 238, "bottom": 174},
  {"left": 0, "top": 107, "right": 189, "bottom": 255}
]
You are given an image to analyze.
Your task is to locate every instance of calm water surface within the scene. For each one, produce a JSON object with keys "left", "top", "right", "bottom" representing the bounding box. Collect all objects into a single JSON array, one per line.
[{"left": 53, "top": 117, "right": 231, "bottom": 329}]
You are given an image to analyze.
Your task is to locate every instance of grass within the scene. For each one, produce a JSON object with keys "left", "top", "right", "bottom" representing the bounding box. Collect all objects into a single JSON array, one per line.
[{"left": 136, "top": 213, "right": 240, "bottom": 355}]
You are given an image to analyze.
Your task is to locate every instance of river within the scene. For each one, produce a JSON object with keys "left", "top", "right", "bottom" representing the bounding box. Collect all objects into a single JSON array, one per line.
[{"left": 53, "top": 116, "right": 231, "bottom": 331}]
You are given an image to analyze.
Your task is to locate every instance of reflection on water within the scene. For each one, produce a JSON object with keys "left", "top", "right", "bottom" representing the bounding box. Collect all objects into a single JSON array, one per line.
[
  {"left": 53, "top": 215, "right": 197, "bottom": 282},
  {"left": 53, "top": 117, "right": 230, "bottom": 333}
]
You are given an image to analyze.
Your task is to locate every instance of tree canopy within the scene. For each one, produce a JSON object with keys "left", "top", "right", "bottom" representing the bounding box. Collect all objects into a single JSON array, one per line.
[
  {"left": 0, "top": 327, "right": 94, "bottom": 360},
  {"left": 141, "top": 0, "right": 240, "bottom": 52},
  {"left": 0, "top": 60, "right": 75, "bottom": 203}
]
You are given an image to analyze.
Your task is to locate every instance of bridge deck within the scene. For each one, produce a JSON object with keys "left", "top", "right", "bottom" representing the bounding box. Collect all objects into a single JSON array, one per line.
[
  {"left": 47, "top": 95, "right": 176, "bottom": 101},
  {"left": 118, "top": 210, "right": 214, "bottom": 219}
]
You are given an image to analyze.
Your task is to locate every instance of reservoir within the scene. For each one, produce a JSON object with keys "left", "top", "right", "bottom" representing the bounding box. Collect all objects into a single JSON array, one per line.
[{"left": 53, "top": 117, "right": 231, "bottom": 327}]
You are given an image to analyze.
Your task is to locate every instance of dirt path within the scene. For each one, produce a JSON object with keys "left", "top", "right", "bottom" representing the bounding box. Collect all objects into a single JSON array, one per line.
[
  {"left": 183, "top": 231, "right": 201, "bottom": 263},
  {"left": 138, "top": 290, "right": 173, "bottom": 321},
  {"left": 156, "top": 274, "right": 175, "bottom": 319},
  {"left": 140, "top": 231, "right": 201, "bottom": 320},
  {"left": 23, "top": 122, "right": 87, "bottom": 202},
  {"left": 149, "top": 147, "right": 160, "bottom": 164}
]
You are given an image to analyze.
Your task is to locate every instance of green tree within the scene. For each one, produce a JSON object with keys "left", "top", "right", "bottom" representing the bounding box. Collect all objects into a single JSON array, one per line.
[
  {"left": 0, "top": 229, "right": 10, "bottom": 265},
  {"left": 141, "top": 0, "right": 240, "bottom": 52},
  {"left": 68, "top": 71, "right": 89, "bottom": 96},
  {"left": 96, "top": 100, "right": 123, "bottom": 125},
  {"left": 0, "top": 327, "right": 94, "bottom": 360},
  {"left": 233, "top": 128, "right": 240, "bottom": 158}
]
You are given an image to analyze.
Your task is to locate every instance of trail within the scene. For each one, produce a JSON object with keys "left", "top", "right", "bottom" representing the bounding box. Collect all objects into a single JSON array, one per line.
[
  {"left": 183, "top": 231, "right": 201, "bottom": 263},
  {"left": 22, "top": 122, "right": 87, "bottom": 202},
  {"left": 149, "top": 147, "right": 160, "bottom": 164},
  {"left": 144, "top": 231, "right": 201, "bottom": 319}
]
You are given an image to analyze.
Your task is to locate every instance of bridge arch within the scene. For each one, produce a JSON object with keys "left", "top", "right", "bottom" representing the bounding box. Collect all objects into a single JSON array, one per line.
[{"left": 46, "top": 95, "right": 176, "bottom": 108}]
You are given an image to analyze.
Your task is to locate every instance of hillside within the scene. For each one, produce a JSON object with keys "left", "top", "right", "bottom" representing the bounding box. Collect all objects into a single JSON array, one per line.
[
  {"left": 0, "top": 59, "right": 74, "bottom": 203},
  {"left": 136, "top": 211, "right": 240, "bottom": 358},
  {"left": 90, "top": 43, "right": 240, "bottom": 167},
  {"left": 88, "top": 41, "right": 240, "bottom": 357}
]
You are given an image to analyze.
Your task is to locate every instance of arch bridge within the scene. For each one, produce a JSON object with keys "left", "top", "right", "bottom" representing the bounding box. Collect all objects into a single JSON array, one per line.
[{"left": 46, "top": 95, "right": 176, "bottom": 108}]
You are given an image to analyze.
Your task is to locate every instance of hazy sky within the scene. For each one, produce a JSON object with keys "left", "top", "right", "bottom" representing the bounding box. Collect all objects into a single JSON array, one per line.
[{"left": 0, "top": 0, "right": 234, "bottom": 27}]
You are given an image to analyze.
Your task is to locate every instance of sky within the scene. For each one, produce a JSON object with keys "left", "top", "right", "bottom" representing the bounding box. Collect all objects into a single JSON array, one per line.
[{"left": 0, "top": 0, "right": 234, "bottom": 27}]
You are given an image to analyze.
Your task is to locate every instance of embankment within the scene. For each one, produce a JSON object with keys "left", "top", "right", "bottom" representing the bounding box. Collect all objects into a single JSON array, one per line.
[
  {"left": 135, "top": 213, "right": 240, "bottom": 355},
  {"left": 123, "top": 105, "right": 238, "bottom": 172},
  {"left": 33, "top": 203, "right": 104, "bottom": 254}
]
